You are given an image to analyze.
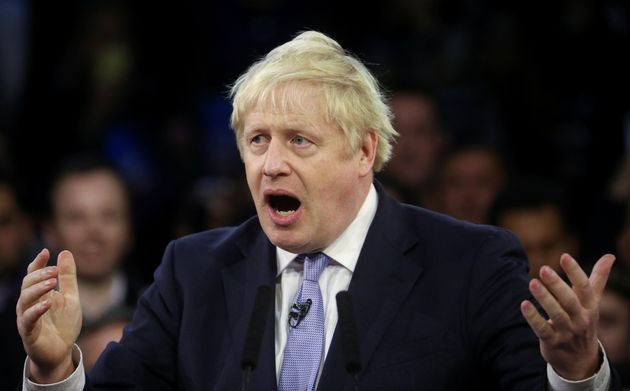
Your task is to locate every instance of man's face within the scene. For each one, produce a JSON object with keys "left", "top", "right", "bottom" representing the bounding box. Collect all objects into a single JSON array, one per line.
[
  {"left": 598, "top": 290, "right": 630, "bottom": 363},
  {"left": 241, "top": 85, "right": 375, "bottom": 254},
  {"left": 52, "top": 170, "right": 130, "bottom": 281},
  {"left": 387, "top": 93, "right": 443, "bottom": 189},
  {"left": 440, "top": 150, "right": 503, "bottom": 224},
  {"left": 498, "top": 205, "right": 572, "bottom": 278},
  {"left": 0, "top": 186, "right": 31, "bottom": 273}
]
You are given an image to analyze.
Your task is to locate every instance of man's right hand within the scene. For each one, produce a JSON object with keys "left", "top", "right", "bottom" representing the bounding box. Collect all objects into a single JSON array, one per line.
[{"left": 16, "top": 249, "right": 82, "bottom": 383}]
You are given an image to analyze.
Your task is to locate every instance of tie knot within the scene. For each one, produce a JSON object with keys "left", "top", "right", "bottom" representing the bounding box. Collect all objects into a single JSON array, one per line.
[{"left": 302, "top": 252, "right": 329, "bottom": 282}]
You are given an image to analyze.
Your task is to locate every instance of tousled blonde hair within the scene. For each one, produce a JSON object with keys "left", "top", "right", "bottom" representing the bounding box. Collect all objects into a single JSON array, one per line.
[{"left": 229, "top": 30, "right": 397, "bottom": 171}]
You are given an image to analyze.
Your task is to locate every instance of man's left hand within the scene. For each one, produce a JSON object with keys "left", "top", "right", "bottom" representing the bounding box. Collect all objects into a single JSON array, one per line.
[{"left": 520, "top": 253, "right": 615, "bottom": 380}]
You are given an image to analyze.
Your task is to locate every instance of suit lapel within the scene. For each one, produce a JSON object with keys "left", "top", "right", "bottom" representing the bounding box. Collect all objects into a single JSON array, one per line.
[
  {"left": 222, "top": 223, "right": 278, "bottom": 390},
  {"left": 319, "top": 184, "right": 424, "bottom": 389}
]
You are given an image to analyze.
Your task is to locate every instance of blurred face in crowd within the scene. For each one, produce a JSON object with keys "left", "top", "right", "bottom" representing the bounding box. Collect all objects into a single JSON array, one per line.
[
  {"left": 0, "top": 185, "right": 32, "bottom": 274},
  {"left": 241, "top": 84, "right": 376, "bottom": 254},
  {"left": 51, "top": 169, "right": 130, "bottom": 281},
  {"left": 598, "top": 290, "right": 630, "bottom": 363},
  {"left": 498, "top": 205, "right": 575, "bottom": 278},
  {"left": 439, "top": 148, "right": 504, "bottom": 224},
  {"left": 386, "top": 93, "right": 444, "bottom": 189}
]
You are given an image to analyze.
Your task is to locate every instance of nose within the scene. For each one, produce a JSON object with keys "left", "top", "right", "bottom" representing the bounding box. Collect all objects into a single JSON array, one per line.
[{"left": 263, "top": 140, "right": 291, "bottom": 177}]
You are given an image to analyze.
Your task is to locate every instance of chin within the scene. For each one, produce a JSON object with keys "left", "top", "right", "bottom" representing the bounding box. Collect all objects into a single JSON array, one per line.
[{"left": 267, "top": 232, "right": 308, "bottom": 254}]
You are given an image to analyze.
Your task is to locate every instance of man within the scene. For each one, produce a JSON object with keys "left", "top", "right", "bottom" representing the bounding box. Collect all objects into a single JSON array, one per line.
[
  {"left": 492, "top": 178, "right": 578, "bottom": 278},
  {"left": 43, "top": 156, "right": 144, "bottom": 330},
  {"left": 381, "top": 89, "right": 447, "bottom": 208},
  {"left": 17, "top": 31, "right": 619, "bottom": 390},
  {"left": 438, "top": 144, "right": 506, "bottom": 225}
]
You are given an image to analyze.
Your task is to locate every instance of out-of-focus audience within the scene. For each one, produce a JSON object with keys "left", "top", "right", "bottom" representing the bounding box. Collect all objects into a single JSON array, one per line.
[
  {"left": 0, "top": 177, "right": 40, "bottom": 386},
  {"left": 437, "top": 144, "right": 505, "bottom": 225},
  {"left": 173, "top": 175, "right": 254, "bottom": 238},
  {"left": 43, "top": 156, "right": 145, "bottom": 330},
  {"left": 381, "top": 90, "right": 448, "bottom": 209},
  {"left": 491, "top": 178, "right": 578, "bottom": 278}
]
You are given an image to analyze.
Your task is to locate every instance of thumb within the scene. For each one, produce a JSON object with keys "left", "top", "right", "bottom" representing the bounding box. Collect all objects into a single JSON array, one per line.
[
  {"left": 57, "top": 250, "right": 79, "bottom": 297},
  {"left": 589, "top": 253, "right": 616, "bottom": 299}
]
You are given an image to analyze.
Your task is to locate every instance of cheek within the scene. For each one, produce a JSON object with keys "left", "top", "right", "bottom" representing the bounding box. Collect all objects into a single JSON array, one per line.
[
  {"left": 104, "top": 223, "right": 129, "bottom": 246},
  {"left": 59, "top": 224, "right": 86, "bottom": 245},
  {"left": 244, "top": 163, "right": 261, "bottom": 191}
]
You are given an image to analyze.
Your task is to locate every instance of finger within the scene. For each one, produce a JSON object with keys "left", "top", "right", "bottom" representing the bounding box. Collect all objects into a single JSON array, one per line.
[
  {"left": 16, "top": 278, "right": 58, "bottom": 314},
  {"left": 19, "top": 297, "right": 52, "bottom": 336},
  {"left": 57, "top": 250, "right": 78, "bottom": 297},
  {"left": 560, "top": 254, "right": 595, "bottom": 309},
  {"left": 529, "top": 278, "right": 571, "bottom": 329},
  {"left": 21, "top": 266, "right": 58, "bottom": 290},
  {"left": 539, "top": 264, "right": 582, "bottom": 318},
  {"left": 589, "top": 254, "right": 616, "bottom": 299},
  {"left": 27, "top": 249, "right": 50, "bottom": 274},
  {"left": 521, "top": 300, "right": 554, "bottom": 341}
]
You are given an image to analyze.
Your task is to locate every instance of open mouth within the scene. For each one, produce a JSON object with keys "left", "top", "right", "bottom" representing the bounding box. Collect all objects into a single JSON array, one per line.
[{"left": 267, "top": 194, "right": 301, "bottom": 216}]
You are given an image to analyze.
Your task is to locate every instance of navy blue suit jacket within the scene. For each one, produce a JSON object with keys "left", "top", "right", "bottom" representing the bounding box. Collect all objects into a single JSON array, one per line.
[{"left": 84, "top": 184, "right": 618, "bottom": 390}]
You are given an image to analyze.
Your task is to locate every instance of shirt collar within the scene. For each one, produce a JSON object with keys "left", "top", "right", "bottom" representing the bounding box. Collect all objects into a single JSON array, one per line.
[{"left": 276, "top": 183, "right": 378, "bottom": 276}]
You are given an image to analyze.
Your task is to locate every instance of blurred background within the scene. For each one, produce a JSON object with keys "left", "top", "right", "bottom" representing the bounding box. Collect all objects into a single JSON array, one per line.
[
  {"left": 1, "top": 0, "right": 629, "bottom": 273},
  {"left": 1, "top": 0, "right": 630, "bottom": 386}
]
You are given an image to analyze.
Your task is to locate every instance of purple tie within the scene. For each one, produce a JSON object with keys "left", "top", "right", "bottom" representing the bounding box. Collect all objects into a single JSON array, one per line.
[{"left": 279, "top": 253, "right": 329, "bottom": 391}]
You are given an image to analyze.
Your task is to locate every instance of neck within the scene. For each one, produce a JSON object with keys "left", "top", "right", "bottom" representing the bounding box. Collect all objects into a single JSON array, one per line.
[{"left": 78, "top": 272, "right": 119, "bottom": 321}]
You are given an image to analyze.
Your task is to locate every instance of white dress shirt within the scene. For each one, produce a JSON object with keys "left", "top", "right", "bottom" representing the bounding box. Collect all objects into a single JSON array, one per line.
[
  {"left": 274, "top": 183, "right": 379, "bottom": 384},
  {"left": 24, "top": 184, "right": 611, "bottom": 390}
]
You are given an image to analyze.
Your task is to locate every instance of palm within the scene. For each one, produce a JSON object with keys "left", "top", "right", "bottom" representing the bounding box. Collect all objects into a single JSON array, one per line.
[
  {"left": 27, "top": 288, "right": 82, "bottom": 367},
  {"left": 521, "top": 253, "right": 614, "bottom": 380},
  {"left": 17, "top": 249, "right": 83, "bottom": 376}
]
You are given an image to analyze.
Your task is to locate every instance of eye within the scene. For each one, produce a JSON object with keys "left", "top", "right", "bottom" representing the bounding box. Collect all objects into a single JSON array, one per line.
[
  {"left": 250, "top": 134, "right": 268, "bottom": 145},
  {"left": 292, "top": 135, "right": 312, "bottom": 146}
]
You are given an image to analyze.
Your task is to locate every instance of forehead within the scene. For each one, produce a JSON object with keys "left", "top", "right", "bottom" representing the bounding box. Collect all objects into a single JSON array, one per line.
[
  {"left": 245, "top": 82, "right": 328, "bottom": 122},
  {"left": 53, "top": 170, "right": 127, "bottom": 206}
]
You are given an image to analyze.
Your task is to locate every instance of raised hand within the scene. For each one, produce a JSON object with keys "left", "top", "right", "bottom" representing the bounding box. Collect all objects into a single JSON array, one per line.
[
  {"left": 520, "top": 253, "right": 615, "bottom": 380},
  {"left": 16, "top": 249, "right": 82, "bottom": 383}
]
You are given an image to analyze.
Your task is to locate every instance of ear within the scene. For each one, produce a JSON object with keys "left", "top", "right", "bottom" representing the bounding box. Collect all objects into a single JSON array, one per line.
[{"left": 358, "top": 130, "right": 378, "bottom": 177}]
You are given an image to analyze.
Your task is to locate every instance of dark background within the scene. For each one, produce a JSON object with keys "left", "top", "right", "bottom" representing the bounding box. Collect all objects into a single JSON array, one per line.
[{"left": 1, "top": 0, "right": 629, "bottom": 281}]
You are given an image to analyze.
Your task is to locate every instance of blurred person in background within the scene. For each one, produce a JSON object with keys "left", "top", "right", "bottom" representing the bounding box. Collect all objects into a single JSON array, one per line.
[
  {"left": 437, "top": 144, "right": 505, "bottom": 224},
  {"left": 492, "top": 178, "right": 578, "bottom": 278},
  {"left": 0, "top": 176, "right": 40, "bottom": 386},
  {"left": 380, "top": 90, "right": 448, "bottom": 208},
  {"left": 172, "top": 175, "right": 254, "bottom": 238},
  {"left": 44, "top": 155, "right": 145, "bottom": 329}
]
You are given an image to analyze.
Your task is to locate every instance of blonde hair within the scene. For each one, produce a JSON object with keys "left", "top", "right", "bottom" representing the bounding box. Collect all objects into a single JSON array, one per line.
[{"left": 229, "top": 30, "right": 397, "bottom": 171}]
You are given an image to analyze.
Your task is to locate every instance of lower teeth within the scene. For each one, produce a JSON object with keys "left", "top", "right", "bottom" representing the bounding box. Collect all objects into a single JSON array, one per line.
[{"left": 277, "top": 210, "right": 295, "bottom": 216}]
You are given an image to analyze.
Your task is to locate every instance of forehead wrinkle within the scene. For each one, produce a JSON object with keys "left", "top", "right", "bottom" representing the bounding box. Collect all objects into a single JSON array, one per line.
[
  {"left": 255, "top": 82, "right": 331, "bottom": 118},
  {"left": 246, "top": 84, "right": 339, "bottom": 133}
]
